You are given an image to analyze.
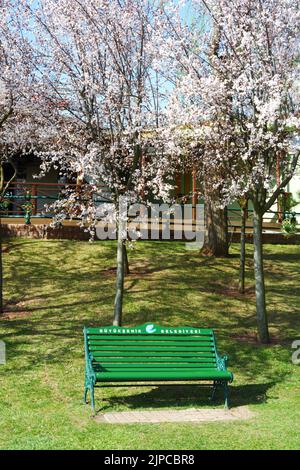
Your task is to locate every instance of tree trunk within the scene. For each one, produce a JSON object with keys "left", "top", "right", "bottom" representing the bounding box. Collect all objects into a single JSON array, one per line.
[
  {"left": 0, "top": 158, "right": 16, "bottom": 315},
  {"left": 124, "top": 244, "right": 130, "bottom": 275},
  {"left": 202, "top": 198, "right": 228, "bottom": 257},
  {"left": 253, "top": 209, "right": 270, "bottom": 343},
  {"left": 0, "top": 220, "right": 3, "bottom": 315},
  {"left": 113, "top": 220, "right": 125, "bottom": 326},
  {"left": 239, "top": 205, "right": 247, "bottom": 294}
]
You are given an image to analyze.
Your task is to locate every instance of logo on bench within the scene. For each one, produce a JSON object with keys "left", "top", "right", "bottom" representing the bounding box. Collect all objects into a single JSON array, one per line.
[{"left": 146, "top": 324, "right": 156, "bottom": 334}]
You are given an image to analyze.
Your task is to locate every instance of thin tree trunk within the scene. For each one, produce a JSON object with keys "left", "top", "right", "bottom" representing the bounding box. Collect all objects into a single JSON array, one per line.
[
  {"left": 0, "top": 157, "right": 17, "bottom": 315},
  {"left": 276, "top": 156, "right": 283, "bottom": 223},
  {"left": 124, "top": 244, "right": 130, "bottom": 275},
  {"left": 113, "top": 219, "right": 125, "bottom": 326},
  {"left": 239, "top": 205, "right": 247, "bottom": 294},
  {"left": 0, "top": 220, "right": 3, "bottom": 315},
  {"left": 0, "top": 164, "right": 3, "bottom": 313},
  {"left": 202, "top": 197, "right": 228, "bottom": 257},
  {"left": 253, "top": 209, "right": 270, "bottom": 343}
]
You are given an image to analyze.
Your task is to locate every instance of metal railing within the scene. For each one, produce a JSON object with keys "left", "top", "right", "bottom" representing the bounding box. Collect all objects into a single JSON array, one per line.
[
  {"left": 228, "top": 207, "right": 300, "bottom": 233},
  {"left": 0, "top": 181, "right": 109, "bottom": 224},
  {"left": 1, "top": 182, "right": 76, "bottom": 217},
  {"left": 1, "top": 182, "right": 299, "bottom": 232}
]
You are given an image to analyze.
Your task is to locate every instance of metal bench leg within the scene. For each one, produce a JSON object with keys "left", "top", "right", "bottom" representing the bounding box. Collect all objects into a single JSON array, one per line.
[
  {"left": 223, "top": 381, "right": 229, "bottom": 409},
  {"left": 90, "top": 385, "right": 96, "bottom": 416},
  {"left": 83, "top": 386, "right": 88, "bottom": 404},
  {"left": 83, "top": 374, "right": 89, "bottom": 404},
  {"left": 210, "top": 381, "right": 218, "bottom": 402}
]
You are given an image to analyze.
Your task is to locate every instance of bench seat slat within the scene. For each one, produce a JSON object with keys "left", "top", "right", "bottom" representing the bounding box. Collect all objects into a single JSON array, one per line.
[
  {"left": 90, "top": 344, "right": 213, "bottom": 352},
  {"left": 95, "top": 369, "right": 232, "bottom": 382},
  {"left": 88, "top": 335, "right": 213, "bottom": 342},
  {"left": 92, "top": 360, "right": 217, "bottom": 367},
  {"left": 90, "top": 351, "right": 215, "bottom": 357},
  {"left": 91, "top": 356, "right": 216, "bottom": 363},
  {"left": 93, "top": 360, "right": 217, "bottom": 366},
  {"left": 88, "top": 340, "right": 214, "bottom": 347},
  {"left": 93, "top": 365, "right": 217, "bottom": 370}
]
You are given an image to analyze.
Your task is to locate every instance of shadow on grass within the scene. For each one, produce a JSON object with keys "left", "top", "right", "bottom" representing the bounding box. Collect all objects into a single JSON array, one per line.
[
  {"left": 4, "top": 294, "right": 115, "bottom": 313},
  {"left": 1, "top": 239, "right": 298, "bottom": 417},
  {"left": 94, "top": 381, "right": 275, "bottom": 412},
  {"left": 264, "top": 251, "right": 300, "bottom": 262},
  {"left": 4, "top": 238, "right": 117, "bottom": 304}
]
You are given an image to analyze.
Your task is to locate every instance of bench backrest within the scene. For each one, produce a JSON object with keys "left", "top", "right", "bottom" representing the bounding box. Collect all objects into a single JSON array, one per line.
[{"left": 84, "top": 323, "right": 219, "bottom": 370}]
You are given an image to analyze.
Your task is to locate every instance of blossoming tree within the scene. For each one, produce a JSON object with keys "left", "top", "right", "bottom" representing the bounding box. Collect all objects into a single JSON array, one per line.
[
  {"left": 164, "top": 0, "right": 300, "bottom": 343},
  {"left": 0, "top": 0, "right": 36, "bottom": 313},
  {"left": 24, "top": 0, "right": 175, "bottom": 326}
]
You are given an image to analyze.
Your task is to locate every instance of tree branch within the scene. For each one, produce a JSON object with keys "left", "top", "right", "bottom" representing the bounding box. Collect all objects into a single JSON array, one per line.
[{"left": 264, "top": 152, "right": 299, "bottom": 212}]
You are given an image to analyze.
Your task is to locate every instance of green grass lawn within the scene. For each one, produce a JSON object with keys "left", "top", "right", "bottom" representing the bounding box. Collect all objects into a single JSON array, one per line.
[{"left": 0, "top": 238, "right": 299, "bottom": 450}]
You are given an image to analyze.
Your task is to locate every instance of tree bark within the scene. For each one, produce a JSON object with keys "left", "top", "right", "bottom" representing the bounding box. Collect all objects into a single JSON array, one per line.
[
  {"left": 0, "top": 220, "right": 3, "bottom": 315},
  {"left": 113, "top": 219, "right": 125, "bottom": 326},
  {"left": 253, "top": 208, "right": 270, "bottom": 343},
  {"left": 124, "top": 244, "right": 130, "bottom": 276},
  {"left": 239, "top": 204, "right": 247, "bottom": 294},
  {"left": 201, "top": 19, "right": 228, "bottom": 260},
  {"left": 202, "top": 198, "right": 228, "bottom": 257}
]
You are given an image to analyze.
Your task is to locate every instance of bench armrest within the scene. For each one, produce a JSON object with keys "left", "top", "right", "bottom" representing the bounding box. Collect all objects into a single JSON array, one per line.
[
  {"left": 83, "top": 327, "right": 96, "bottom": 383},
  {"left": 84, "top": 354, "right": 96, "bottom": 385},
  {"left": 216, "top": 354, "right": 228, "bottom": 371},
  {"left": 86, "top": 353, "right": 94, "bottom": 370}
]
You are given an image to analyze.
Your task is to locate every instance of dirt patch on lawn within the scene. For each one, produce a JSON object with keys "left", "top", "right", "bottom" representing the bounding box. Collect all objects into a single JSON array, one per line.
[
  {"left": 0, "top": 310, "right": 34, "bottom": 320},
  {"left": 210, "top": 283, "right": 256, "bottom": 299},
  {"left": 101, "top": 267, "right": 117, "bottom": 276},
  {"left": 95, "top": 406, "right": 255, "bottom": 424},
  {"left": 231, "top": 332, "right": 282, "bottom": 345}
]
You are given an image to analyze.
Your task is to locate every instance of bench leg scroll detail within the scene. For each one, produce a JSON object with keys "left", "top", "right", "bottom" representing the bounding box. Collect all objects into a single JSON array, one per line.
[
  {"left": 90, "top": 384, "right": 95, "bottom": 416},
  {"left": 223, "top": 381, "right": 230, "bottom": 409},
  {"left": 83, "top": 373, "right": 96, "bottom": 415},
  {"left": 83, "top": 374, "right": 90, "bottom": 404},
  {"left": 210, "top": 381, "right": 218, "bottom": 402},
  {"left": 83, "top": 386, "right": 88, "bottom": 404}
]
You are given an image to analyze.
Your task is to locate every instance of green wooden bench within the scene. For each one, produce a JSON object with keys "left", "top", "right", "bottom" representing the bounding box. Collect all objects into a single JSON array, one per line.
[{"left": 83, "top": 323, "right": 233, "bottom": 415}]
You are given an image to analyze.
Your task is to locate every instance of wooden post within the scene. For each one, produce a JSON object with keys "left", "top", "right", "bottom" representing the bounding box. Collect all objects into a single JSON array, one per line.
[
  {"left": 192, "top": 169, "right": 197, "bottom": 222},
  {"left": 253, "top": 207, "right": 270, "bottom": 344},
  {"left": 140, "top": 152, "right": 145, "bottom": 201},
  {"left": 76, "top": 172, "right": 84, "bottom": 195},
  {"left": 239, "top": 198, "right": 248, "bottom": 294},
  {"left": 32, "top": 184, "right": 37, "bottom": 215},
  {"left": 276, "top": 156, "right": 283, "bottom": 223}
]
